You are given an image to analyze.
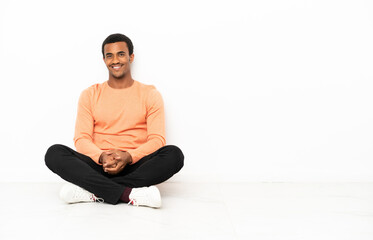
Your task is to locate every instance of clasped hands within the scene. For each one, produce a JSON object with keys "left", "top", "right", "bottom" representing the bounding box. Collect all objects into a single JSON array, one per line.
[{"left": 99, "top": 149, "right": 133, "bottom": 175}]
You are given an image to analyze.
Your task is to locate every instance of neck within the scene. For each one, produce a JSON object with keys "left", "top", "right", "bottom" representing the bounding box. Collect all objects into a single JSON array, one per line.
[{"left": 108, "top": 74, "right": 134, "bottom": 89}]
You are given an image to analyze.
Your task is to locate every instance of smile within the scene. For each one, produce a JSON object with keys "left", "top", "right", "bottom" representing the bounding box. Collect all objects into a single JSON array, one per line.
[{"left": 111, "top": 65, "right": 123, "bottom": 70}]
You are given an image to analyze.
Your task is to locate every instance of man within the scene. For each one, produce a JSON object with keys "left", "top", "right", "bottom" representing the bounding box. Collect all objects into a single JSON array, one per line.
[{"left": 45, "top": 33, "right": 184, "bottom": 208}]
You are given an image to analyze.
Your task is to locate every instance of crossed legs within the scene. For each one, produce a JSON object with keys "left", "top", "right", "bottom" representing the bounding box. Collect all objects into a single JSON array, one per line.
[{"left": 45, "top": 144, "right": 184, "bottom": 204}]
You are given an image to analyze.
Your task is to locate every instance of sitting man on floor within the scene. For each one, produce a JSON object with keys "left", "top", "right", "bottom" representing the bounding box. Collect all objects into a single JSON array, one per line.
[{"left": 45, "top": 33, "right": 184, "bottom": 208}]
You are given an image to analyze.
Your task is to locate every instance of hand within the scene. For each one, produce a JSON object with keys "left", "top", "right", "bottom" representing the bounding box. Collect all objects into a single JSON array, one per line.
[
  {"left": 100, "top": 150, "right": 132, "bottom": 175},
  {"left": 99, "top": 152, "right": 116, "bottom": 168}
]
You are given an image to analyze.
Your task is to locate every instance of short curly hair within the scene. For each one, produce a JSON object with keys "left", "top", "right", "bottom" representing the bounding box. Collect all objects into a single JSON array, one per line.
[{"left": 102, "top": 33, "right": 134, "bottom": 57}]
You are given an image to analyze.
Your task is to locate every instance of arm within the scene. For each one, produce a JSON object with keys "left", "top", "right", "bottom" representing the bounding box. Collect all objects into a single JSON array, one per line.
[
  {"left": 73, "top": 89, "right": 104, "bottom": 164},
  {"left": 126, "top": 88, "right": 166, "bottom": 163}
]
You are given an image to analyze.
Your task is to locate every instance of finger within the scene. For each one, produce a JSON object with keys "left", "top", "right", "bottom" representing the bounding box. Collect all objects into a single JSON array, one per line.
[
  {"left": 105, "top": 150, "right": 114, "bottom": 155},
  {"left": 103, "top": 165, "right": 114, "bottom": 171},
  {"left": 104, "top": 162, "right": 116, "bottom": 168},
  {"left": 104, "top": 163, "right": 119, "bottom": 170},
  {"left": 104, "top": 163, "right": 123, "bottom": 173},
  {"left": 104, "top": 167, "right": 118, "bottom": 174}
]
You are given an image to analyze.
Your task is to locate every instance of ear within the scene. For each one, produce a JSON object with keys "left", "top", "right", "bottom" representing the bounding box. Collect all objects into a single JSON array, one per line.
[{"left": 130, "top": 54, "right": 135, "bottom": 63}]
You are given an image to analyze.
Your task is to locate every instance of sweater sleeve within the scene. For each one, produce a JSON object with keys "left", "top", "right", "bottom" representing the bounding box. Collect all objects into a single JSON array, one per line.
[
  {"left": 73, "top": 88, "right": 103, "bottom": 164},
  {"left": 127, "top": 88, "right": 166, "bottom": 163}
]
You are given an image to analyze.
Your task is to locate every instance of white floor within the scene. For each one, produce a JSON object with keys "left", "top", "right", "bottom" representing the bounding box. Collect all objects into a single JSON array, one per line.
[{"left": 1, "top": 182, "right": 373, "bottom": 240}]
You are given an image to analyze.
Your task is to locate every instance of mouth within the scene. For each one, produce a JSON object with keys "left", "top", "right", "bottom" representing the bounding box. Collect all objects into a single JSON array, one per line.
[{"left": 111, "top": 65, "right": 123, "bottom": 70}]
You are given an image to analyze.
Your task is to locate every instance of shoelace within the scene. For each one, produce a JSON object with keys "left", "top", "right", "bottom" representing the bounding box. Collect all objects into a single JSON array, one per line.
[
  {"left": 73, "top": 189, "right": 104, "bottom": 203},
  {"left": 91, "top": 194, "right": 104, "bottom": 203},
  {"left": 128, "top": 198, "right": 138, "bottom": 207}
]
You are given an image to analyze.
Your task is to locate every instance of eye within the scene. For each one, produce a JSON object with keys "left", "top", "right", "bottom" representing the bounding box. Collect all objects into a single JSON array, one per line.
[
  {"left": 106, "top": 54, "right": 113, "bottom": 59},
  {"left": 119, "top": 53, "right": 125, "bottom": 57}
]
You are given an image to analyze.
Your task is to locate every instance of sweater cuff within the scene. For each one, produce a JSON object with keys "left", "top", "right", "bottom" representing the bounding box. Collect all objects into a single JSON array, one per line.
[
  {"left": 92, "top": 151, "right": 104, "bottom": 165},
  {"left": 126, "top": 150, "right": 140, "bottom": 164}
]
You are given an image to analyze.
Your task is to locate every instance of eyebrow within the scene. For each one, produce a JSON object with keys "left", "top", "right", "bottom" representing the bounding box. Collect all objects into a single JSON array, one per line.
[{"left": 105, "top": 51, "right": 126, "bottom": 57}]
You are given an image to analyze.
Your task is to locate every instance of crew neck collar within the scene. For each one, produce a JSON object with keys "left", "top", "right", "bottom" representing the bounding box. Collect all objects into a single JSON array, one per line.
[{"left": 105, "top": 80, "right": 136, "bottom": 90}]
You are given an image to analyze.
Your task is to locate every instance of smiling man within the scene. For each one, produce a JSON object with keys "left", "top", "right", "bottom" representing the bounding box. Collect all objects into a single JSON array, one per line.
[{"left": 45, "top": 33, "right": 184, "bottom": 207}]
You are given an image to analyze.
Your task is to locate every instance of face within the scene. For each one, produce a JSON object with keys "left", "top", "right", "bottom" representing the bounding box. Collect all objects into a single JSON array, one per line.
[{"left": 103, "top": 42, "right": 134, "bottom": 79}]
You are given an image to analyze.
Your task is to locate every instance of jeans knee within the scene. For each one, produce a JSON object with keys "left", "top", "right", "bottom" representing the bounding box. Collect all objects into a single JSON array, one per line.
[
  {"left": 165, "top": 145, "right": 184, "bottom": 171},
  {"left": 45, "top": 144, "right": 66, "bottom": 170}
]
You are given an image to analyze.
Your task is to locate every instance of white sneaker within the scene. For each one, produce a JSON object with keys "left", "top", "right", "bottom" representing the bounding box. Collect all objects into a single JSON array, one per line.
[
  {"left": 59, "top": 183, "right": 103, "bottom": 204},
  {"left": 128, "top": 186, "right": 161, "bottom": 208}
]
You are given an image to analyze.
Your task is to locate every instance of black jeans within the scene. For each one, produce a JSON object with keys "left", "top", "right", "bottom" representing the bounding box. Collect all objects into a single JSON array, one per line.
[{"left": 45, "top": 144, "right": 184, "bottom": 204}]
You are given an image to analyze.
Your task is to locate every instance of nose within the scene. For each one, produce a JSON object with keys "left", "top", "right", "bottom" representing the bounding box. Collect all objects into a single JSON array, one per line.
[{"left": 112, "top": 55, "right": 120, "bottom": 64}]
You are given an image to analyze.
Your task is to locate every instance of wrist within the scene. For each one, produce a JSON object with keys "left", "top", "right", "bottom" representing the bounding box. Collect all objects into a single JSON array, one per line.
[
  {"left": 99, "top": 152, "right": 104, "bottom": 164},
  {"left": 126, "top": 151, "right": 133, "bottom": 164}
]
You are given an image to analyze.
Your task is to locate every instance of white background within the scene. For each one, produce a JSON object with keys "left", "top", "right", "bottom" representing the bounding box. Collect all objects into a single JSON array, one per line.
[{"left": 0, "top": 0, "right": 372, "bottom": 182}]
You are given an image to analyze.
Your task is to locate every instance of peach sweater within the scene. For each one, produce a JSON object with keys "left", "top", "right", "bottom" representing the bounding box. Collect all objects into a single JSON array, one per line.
[{"left": 73, "top": 80, "right": 166, "bottom": 164}]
